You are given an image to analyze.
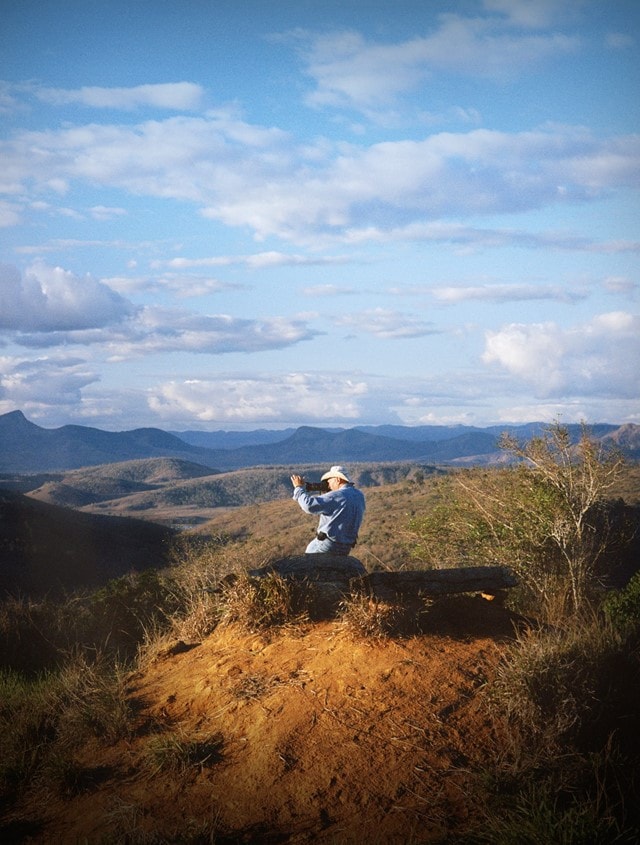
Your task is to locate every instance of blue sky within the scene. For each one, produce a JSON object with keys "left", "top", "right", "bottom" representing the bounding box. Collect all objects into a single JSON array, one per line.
[{"left": 1, "top": 0, "right": 638, "bottom": 431}]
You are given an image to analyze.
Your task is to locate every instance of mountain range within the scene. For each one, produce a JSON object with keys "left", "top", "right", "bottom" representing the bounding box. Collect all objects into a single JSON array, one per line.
[{"left": 0, "top": 410, "right": 638, "bottom": 475}]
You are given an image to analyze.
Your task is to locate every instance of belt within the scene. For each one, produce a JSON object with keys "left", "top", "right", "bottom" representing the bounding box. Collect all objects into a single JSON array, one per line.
[{"left": 316, "top": 531, "right": 357, "bottom": 547}]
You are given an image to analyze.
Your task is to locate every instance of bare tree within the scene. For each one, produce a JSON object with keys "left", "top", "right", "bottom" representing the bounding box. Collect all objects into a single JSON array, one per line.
[
  {"left": 499, "top": 423, "right": 625, "bottom": 614},
  {"left": 409, "top": 423, "right": 626, "bottom": 619}
]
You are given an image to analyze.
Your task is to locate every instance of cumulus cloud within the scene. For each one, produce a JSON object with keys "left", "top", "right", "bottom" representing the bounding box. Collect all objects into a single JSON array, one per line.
[
  {"left": 112, "top": 307, "right": 320, "bottom": 357},
  {"left": 2, "top": 112, "right": 638, "bottom": 242},
  {"left": 483, "top": 311, "right": 640, "bottom": 398},
  {"left": 35, "top": 82, "right": 205, "bottom": 111},
  {"left": 0, "top": 262, "right": 319, "bottom": 357},
  {"left": 0, "top": 262, "right": 136, "bottom": 332},
  {"left": 148, "top": 372, "right": 368, "bottom": 423},
  {"left": 0, "top": 355, "right": 98, "bottom": 406},
  {"left": 13, "top": 307, "right": 320, "bottom": 358}
]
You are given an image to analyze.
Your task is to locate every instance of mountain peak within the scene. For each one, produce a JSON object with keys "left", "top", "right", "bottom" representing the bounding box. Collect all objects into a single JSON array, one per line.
[{"left": 0, "top": 409, "right": 30, "bottom": 425}]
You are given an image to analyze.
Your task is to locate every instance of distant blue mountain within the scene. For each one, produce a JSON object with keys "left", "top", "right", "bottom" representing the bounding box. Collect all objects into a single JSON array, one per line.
[
  {"left": 0, "top": 410, "right": 627, "bottom": 474},
  {"left": 171, "top": 427, "right": 297, "bottom": 449}
]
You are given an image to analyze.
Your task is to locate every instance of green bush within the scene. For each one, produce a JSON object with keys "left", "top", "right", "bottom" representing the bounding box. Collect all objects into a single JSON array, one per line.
[{"left": 603, "top": 572, "right": 640, "bottom": 631}]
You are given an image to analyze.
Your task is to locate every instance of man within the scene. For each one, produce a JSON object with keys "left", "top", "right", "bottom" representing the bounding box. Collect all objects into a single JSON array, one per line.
[{"left": 290, "top": 465, "right": 365, "bottom": 556}]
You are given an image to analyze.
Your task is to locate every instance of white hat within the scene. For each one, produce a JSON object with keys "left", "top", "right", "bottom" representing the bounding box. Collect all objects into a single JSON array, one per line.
[{"left": 321, "top": 465, "right": 351, "bottom": 483}]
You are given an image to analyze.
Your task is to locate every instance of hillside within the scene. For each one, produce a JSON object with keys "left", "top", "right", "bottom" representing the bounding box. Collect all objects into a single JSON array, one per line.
[
  {"left": 21, "top": 460, "right": 441, "bottom": 530},
  {"left": 20, "top": 458, "right": 218, "bottom": 509},
  {"left": 189, "top": 480, "right": 446, "bottom": 571},
  {"left": 6, "top": 603, "right": 526, "bottom": 843},
  {"left": 3, "top": 460, "right": 639, "bottom": 599},
  {"left": 2, "top": 467, "right": 639, "bottom": 841},
  {"left": 0, "top": 490, "right": 175, "bottom": 596}
]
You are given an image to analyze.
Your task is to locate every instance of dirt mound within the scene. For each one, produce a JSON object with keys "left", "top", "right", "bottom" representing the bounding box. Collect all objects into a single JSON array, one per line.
[{"left": 18, "top": 597, "right": 522, "bottom": 844}]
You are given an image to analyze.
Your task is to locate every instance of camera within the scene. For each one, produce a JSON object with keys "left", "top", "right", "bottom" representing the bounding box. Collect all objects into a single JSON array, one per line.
[{"left": 305, "top": 480, "right": 329, "bottom": 493}]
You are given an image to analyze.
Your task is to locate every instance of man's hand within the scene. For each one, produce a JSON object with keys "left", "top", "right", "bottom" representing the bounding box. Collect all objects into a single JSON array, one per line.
[{"left": 290, "top": 474, "right": 305, "bottom": 488}]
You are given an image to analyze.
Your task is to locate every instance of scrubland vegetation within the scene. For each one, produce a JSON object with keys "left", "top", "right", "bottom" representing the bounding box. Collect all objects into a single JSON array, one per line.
[{"left": 1, "top": 424, "right": 639, "bottom": 842}]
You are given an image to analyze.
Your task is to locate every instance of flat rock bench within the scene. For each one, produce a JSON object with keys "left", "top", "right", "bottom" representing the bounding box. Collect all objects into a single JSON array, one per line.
[{"left": 245, "top": 554, "right": 518, "bottom": 616}]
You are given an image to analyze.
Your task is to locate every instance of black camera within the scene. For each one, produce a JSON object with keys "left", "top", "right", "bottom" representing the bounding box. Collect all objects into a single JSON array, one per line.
[{"left": 305, "top": 480, "right": 329, "bottom": 493}]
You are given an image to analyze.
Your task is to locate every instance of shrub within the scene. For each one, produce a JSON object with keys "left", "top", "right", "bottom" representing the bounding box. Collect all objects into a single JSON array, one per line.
[
  {"left": 408, "top": 422, "right": 628, "bottom": 622},
  {"left": 489, "top": 618, "right": 639, "bottom": 755},
  {"left": 470, "top": 615, "right": 640, "bottom": 844},
  {"left": 602, "top": 571, "right": 640, "bottom": 631}
]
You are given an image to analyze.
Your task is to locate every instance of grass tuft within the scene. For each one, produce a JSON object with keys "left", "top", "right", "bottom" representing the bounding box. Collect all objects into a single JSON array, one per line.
[{"left": 142, "top": 731, "right": 224, "bottom": 776}]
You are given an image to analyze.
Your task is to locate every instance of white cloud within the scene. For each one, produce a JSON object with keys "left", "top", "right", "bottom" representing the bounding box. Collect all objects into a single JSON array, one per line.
[
  {"left": 336, "top": 308, "right": 439, "bottom": 339},
  {"left": 103, "top": 273, "right": 243, "bottom": 298},
  {"left": 299, "top": 16, "right": 580, "bottom": 112},
  {"left": 113, "top": 307, "right": 320, "bottom": 357},
  {"left": 605, "top": 32, "right": 634, "bottom": 49},
  {"left": 432, "top": 283, "right": 587, "bottom": 304},
  {"left": 3, "top": 114, "right": 638, "bottom": 242},
  {"left": 483, "top": 311, "right": 640, "bottom": 398},
  {"left": 302, "top": 284, "right": 357, "bottom": 297},
  {"left": 0, "top": 355, "right": 98, "bottom": 406},
  {"left": 0, "top": 262, "right": 135, "bottom": 332},
  {"left": 148, "top": 372, "right": 368, "bottom": 423},
  {"left": 35, "top": 82, "right": 205, "bottom": 111},
  {"left": 205, "top": 126, "right": 640, "bottom": 240},
  {"left": 89, "top": 205, "right": 127, "bottom": 220},
  {"left": 12, "top": 306, "right": 319, "bottom": 358},
  {"left": 0, "top": 82, "right": 23, "bottom": 116},
  {"left": 342, "top": 220, "right": 640, "bottom": 253},
  {"left": 0, "top": 200, "right": 22, "bottom": 227},
  {"left": 482, "top": 0, "right": 574, "bottom": 29},
  {"left": 163, "top": 251, "right": 349, "bottom": 270},
  {"left": 0, "top": 262, "right": 320, "bottom": 357},
  {"left": 603, "top": 276, "right": 638, "bottom": 297}
]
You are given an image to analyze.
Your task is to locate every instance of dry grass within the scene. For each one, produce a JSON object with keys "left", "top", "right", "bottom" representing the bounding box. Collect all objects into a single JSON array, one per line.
[
  {"left": 142, "top": 730, "right": 224, "bottom": 776},
  {"left": 219, "top": 572, "right": 310, "bottom": 631},
  {"left": 337, "top": 593, "right": 428, "bottom": 638},
  {"left": 0, "top": 653, "right": 133, "bottom": 812}
]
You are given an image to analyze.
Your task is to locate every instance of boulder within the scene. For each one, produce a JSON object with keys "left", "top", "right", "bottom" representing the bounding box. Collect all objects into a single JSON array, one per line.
[
  {"left": 247, "top": 554, "right": 367, "bottom": 619},
  {"left": 249, "top": 553, "right": 367, "bottom": 583}
]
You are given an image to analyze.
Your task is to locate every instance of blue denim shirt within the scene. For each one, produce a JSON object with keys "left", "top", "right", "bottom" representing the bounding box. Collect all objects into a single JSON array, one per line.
[{"left": 292, "top": 484, "right": 365, "bottom": 546}]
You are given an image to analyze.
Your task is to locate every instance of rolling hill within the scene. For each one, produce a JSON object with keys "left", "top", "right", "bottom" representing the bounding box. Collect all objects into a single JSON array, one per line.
[
  {"left": 0, "top": 489, "right": 175, "bottom": 596},
  {"left": 20, "top": 459, "right": 441, "bottom": 532}
]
